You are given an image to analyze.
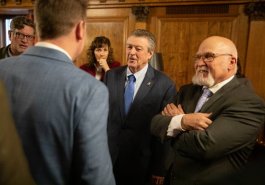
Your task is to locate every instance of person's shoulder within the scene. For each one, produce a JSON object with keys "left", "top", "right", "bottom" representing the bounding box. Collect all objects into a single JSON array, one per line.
[
  {"left": 152, "top": 67, "right": 174, "bottom": 83},
  {"left": 237, "top": 77, "right": 253, "bottom": 90},
  {"left": 0, "top": 45, "right": 9, "bottom": 51},
  {"left": 79, "top": 63, "right": 93, "bottom": 72},
  {"left": 0, "top": 45, "right": 9, "bottom": 59},
  {"left": 108, "top": 65, "right": 125, "bottom": 73},
  {"left": 73, "top": 68, "right": 108, "bottom": 91},
  {"left": 109, "top": 61, "right": 121, "bottom": 68}
]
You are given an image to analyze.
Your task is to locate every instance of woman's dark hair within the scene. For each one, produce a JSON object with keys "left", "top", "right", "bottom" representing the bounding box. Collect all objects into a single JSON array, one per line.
[{"left": 87, "top": 36, "right": 114, "bottom": 66}]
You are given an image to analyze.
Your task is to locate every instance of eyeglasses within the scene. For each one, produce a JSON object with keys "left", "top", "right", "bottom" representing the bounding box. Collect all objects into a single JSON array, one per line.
[
  {"left": 194, "top": 52, "right": 233, "bottom": 63},
  {"left": 12, "top": 31, "right": 35, "bottom": 41}
]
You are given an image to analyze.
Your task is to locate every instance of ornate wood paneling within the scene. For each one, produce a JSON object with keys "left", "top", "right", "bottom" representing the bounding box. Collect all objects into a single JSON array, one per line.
[
  {"left": 74, "top": 8, "right": 135, "bottom": 67},
  {"left": 245, "top": 20, "right": 265, "bottom": 100},
  {"left": 149, "top": 5, "right": 249, "bottom": 89}
]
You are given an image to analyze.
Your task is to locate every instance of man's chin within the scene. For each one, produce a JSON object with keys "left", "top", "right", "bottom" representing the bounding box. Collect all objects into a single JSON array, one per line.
[{"left": 192, "top": 76, "right": 214, "bottom": 87}]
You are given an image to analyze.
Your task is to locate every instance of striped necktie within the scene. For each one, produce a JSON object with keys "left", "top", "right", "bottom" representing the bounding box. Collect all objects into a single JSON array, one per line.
[
  {"left": 124, "top": 74, "right": 136, "bottom": 115},
  {"left": 194, "top": 88, "right": 212, "bottom": 113}
]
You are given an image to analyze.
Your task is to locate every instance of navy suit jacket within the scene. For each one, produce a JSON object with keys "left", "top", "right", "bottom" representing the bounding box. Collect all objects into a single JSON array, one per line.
[
  {"left": 104, "top": 64, "right": 177, "bottom": 184},
  {"left": 151, "top": 77, "right": 265, "bottom": 185},
  {"left": 0, "top": 46, "right": 115, "bottom": 185}
]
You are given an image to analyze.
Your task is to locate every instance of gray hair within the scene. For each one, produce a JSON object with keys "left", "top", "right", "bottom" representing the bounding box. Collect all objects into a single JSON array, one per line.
[{"left": 130, "top": 29, "right": 156, "bottom": 52}]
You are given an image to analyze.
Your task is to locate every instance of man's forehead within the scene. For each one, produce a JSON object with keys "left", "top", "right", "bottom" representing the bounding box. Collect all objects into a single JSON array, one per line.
[
  {"left": 126, "top": 36, "right": 148, "bottom": 47},
  {"left": 15, "top": 26, "right": 35, "bottom": 34}
]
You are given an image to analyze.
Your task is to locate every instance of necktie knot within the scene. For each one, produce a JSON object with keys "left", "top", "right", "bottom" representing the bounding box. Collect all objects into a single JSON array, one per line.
[
  {"left": 194, "top": 88, "right": 212, "bottom": 113},
  {"left": 202, "top": 88, "right": 212, "bottom": 98},
  {"left": 128, "top": 74, "right": 136, "bottom": 83}
]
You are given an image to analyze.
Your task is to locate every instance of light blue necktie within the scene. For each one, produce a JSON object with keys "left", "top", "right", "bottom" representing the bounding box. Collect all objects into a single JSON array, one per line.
[
  {"left": 124, "top": 74, "right": 136, "bottom": 115},
  {"left": 194, "top": 88, "right": 212, "bottom": 113}
]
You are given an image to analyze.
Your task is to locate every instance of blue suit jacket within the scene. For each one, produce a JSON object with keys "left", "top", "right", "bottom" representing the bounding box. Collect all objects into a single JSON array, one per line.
[
  {"left": 0, "top": 46, "right": 115, "bottom": 185},
  {"left": 104, "top": 64, "right": 177, "bottom": 185}
]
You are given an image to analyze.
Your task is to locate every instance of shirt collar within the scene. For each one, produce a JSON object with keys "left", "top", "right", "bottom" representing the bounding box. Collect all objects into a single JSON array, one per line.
[
  {"left": 208, "top": 75, "right": 235, "bottom": 94},
  {"left": 35, "top": 42, "right": 72, "bottom": 60},
  {"left": 126, "top": 64, "right": 148, "bottom": 81}
]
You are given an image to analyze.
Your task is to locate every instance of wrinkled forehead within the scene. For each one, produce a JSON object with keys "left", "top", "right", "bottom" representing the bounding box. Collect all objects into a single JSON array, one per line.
[{"left": 126, "top": 36, "right": 149, "bottom": 48}]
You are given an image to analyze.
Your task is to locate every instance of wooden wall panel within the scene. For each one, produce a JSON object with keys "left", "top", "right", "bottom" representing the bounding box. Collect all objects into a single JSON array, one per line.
[
  {"left": 74, "top": 8, "right": 135, "bottom": 67},
  {"left": 149, "top": 5, "right": 249, "bottom": 90},
  {"left": 245, "top": 21, "right": 265, "bottom": 100},
  {"left": 153, "top": 17, "right": 238, "bottom": 89}
]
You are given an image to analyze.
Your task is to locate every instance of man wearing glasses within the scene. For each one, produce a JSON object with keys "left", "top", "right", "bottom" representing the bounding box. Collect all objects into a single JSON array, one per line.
[
  {"left": 0, "top": 16, "right": 35, "bottom": 59},
  {"left": 151, "top": 36, "right": 265, "bottom": 185}
]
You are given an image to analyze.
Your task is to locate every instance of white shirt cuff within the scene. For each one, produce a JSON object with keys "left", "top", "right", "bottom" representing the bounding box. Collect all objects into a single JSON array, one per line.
[{"left": 167, "top": 114, "right": 185, "bottom": 137}]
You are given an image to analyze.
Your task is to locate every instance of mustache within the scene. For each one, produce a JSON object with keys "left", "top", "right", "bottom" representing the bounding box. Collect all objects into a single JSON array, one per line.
[{"left": 196, "top": 66, "right": 208, "bottom": 73}]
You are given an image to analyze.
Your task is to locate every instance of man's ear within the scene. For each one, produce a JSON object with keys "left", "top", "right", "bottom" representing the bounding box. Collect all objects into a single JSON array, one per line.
[
  {"left": 148, "top": 50, "right": 154, "bottom": 60},
  {"left": 75, "top": 20, "right": 86, "bottom": 40},
  {"left": 228, "top": 56, "right": 237, "bottom": 71}
]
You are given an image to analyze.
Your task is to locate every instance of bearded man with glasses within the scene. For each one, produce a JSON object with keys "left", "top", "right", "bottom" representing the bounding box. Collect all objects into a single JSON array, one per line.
[
  {"left": 151, "top": 36, "right": 265, "bottom": 185},
  {"left": 0, "top": 16, "right": 35, "bottom": 59}
]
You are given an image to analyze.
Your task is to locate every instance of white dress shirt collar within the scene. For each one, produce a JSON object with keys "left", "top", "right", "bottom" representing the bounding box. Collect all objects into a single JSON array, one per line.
[
  {"left": 126, "top": 64, "right": 148, "bottom": 97},
  {"left": 35, "top": 42, "right": 72, "bottom": 60},
  {"left": 208, "top": 75, "right": 235, "bottom": 94}
]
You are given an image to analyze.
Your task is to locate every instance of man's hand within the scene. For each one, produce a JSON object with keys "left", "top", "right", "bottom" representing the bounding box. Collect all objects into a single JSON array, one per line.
[
  {"left": 151, "top": 175, "right": 164, "bottom": 185},
  {"left": 181, "top": 113, "right": 212, "bottom": 131},
  {"left": 162, "top": 103, "right": 184, "bottom": 116}
]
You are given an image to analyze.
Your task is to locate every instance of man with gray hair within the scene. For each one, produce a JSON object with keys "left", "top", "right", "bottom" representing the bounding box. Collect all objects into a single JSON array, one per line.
[
  {"left": 0, "top": 0, "right": 115, "bottom": 185},
  {"left": 104, "top": 29, "right": 177, "bottom": 185},
  {"left": 0, "top": 16, "right": 35, "bottom": 59}
]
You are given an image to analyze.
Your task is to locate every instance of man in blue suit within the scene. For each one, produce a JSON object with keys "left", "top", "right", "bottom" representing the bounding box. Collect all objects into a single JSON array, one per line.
[
  {"left": 104, "top": 29, "right": 177, "bottom": 185},
  {"left": 0, "top": 0, "right": 115, "bottom": 185}
]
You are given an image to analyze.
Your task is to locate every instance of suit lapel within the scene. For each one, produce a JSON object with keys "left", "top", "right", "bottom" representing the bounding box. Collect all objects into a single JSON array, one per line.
[
  {"left": 128, "top": 65, "right": 155, "bottom": 115},
  {"left": 178, "top": 85, "right": 202, "bottom": 113},
  {"left": 200, "top": 77, "right": 240, "bottom": 112},
  {"left": 117, "top": 67, "right": 127, "bottom": 119}
]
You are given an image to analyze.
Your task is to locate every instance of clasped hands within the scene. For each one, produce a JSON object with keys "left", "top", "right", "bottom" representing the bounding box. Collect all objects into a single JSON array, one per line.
[{"left": 162, "top": 103, "right": 212, "bottom": 131}]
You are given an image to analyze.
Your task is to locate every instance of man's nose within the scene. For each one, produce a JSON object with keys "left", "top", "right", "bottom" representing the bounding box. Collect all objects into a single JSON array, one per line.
[
  {"left": 130, "top": 47, "right": 136, "bottom": 54},
  {"left": 195, "top": 57, "right": 206, "bottom": 66}
]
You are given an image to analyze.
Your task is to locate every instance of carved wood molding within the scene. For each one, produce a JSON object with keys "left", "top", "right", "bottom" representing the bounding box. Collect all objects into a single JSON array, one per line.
[
  {"left": 16, "top": 0, "right": 22, "bottom": 4},
  {"left": 245, "top": 2, "right": 265, "bottom": 20},
  {"left": 87, "top": 0, "right": 253, "bottom": 9},
  {"left": 132, "top": 6, "right": 149, "bottom": 21},
  {"left": 0, "top": 0, "right": 6, "bottom": 5}
]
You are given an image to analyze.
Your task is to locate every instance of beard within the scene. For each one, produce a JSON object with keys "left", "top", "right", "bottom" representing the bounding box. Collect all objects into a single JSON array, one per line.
[{"left": 192, "top": 67, "right": 215, "bottom": 87}]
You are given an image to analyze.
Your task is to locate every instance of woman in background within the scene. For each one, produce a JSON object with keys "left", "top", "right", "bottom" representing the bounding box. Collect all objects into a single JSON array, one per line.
[{"left": 80, "top": 36, "right": 120, "bottom": 81}]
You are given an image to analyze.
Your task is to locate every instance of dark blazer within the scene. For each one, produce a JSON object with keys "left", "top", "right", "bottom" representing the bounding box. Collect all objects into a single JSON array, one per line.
[
  {"left": 104, "top": 64, "right": 177, "bottom": 185},
  {"left": 0, "top": 81, "right": 36, "bottom": 185},
  {"left": 0, "top": 45, "right": 10, "bottom": 59},
  {"left": 151, "top": 77, "right": 265, "bottom": 185}
]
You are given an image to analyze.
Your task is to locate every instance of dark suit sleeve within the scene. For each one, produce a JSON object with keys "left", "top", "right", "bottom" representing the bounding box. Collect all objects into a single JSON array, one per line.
[
  {"left": 0, "top": 82, "right": 36, "bottom": 185},
  {"left": 150, "top": 76, "right": 177, "bottom": 177},
  {"left": 173, "top": 92, "right": 265, "bottom": 160},
  {"left": 161, "top": 82, "right": 177, "bottom": 108},
  {"left": 151, "top": 114, "right": 173, "bottom": 142}
]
